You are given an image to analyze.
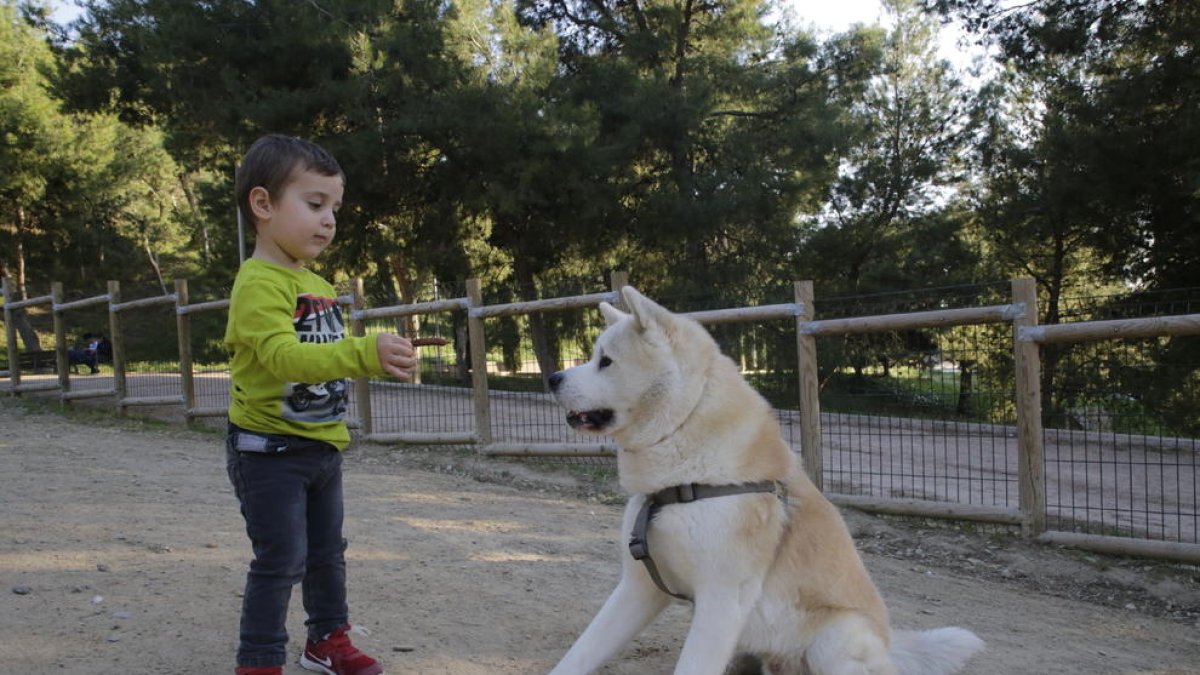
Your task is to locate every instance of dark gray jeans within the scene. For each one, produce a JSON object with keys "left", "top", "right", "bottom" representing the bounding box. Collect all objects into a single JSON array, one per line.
[{"left": 226, "top": 425, "right": 348, "bottom": 667}]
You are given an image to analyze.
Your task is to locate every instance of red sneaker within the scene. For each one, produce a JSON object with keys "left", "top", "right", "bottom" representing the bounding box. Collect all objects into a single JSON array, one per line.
[
  {"left": 299, "top": 625, "right": 384, "bottom": 675},
  {"left": 235, "top": 667, "right": 282, "bottom": 675}
]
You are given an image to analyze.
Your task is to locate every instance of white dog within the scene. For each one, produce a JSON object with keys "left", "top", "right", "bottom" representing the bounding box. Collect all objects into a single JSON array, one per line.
[{"left": 547, "top": 287, "right": 983, "bottom": 675}]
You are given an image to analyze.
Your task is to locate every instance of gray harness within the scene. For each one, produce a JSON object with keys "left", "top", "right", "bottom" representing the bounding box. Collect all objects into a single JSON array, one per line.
[{"left": 628, "top": 481, "right": 788, "bottom": 602}]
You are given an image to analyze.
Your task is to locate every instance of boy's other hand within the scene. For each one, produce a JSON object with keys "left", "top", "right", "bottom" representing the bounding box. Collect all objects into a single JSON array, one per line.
[{"left": 377, "top": 334, "right": 417, "bottom": 381}]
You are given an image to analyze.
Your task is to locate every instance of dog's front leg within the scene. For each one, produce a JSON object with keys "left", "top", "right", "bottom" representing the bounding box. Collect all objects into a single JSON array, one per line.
[
  {"left": 548, "top": 572, "right": 670, "bottom": 675},
  {"left": 673, "top": 588, "right": 757, "bottom": 675}
]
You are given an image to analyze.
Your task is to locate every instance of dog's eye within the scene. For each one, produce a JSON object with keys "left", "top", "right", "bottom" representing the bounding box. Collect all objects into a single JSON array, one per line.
[{"left": 598, "top": 356, "right": 612, "bottom": 369}]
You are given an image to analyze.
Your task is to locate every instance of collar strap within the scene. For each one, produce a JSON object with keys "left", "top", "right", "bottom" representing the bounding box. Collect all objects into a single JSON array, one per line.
[
  {"left": 629, "top": 481, "right": 788, "bottom": 602},
  {"left": 649, "top": 480, "right": 783, "bottom": 507}
]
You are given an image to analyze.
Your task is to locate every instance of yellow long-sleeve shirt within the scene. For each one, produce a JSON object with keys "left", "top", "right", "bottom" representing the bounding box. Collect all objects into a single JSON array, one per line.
[{"left": 224, "top": 258, "right": 383, "bottom": 450}]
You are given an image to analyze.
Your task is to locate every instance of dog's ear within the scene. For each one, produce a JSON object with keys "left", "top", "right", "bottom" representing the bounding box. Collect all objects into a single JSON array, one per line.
[
  {"left": 621, "top": 286, "right": 671, "bottom": 334},
  {"left": 598, "top": 302, "right": 626, "bottom": 327}
]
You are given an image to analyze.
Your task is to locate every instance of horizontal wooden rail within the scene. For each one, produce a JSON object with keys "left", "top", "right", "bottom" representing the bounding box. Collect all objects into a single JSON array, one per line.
[
  {"left": 61, "top": 388, "right": 116, "bottom": 401},
  {"left": 111, "top": 293, "right": 178, "bottom": 313},
  {"left": 1020, "top": 313, "right": 1200, "bottom": 344},
  {"left": 684, "top": 303, "right": 802, "bottom": 325},
  {"left": 829, "top": 494, "right": 1024, "bottom": 525},
  {"left": 365, "top": 432, "right": 477, "bottom": 445},
  {"left": 471, "top": 291, "right": 618, "bottom": 319},
  {"left": 802, "top": 304, "right": 1022, "bottom": 336},
  {"left": 54, "top": 294, "right": 111, "bottom": 312},
  {"left": 352, "top": 297, "right": 469, "bottom": 322},
  {"left": 11, "top": 381, "right": 61, "bottom": 393},
  {"left": 120, "top": 395, "right": 185, "bottom": 407},
  {"left": 6, "top": 294, "right": 53, "bottom": 310},
  {"left": 187, "top": 407, "right": 229, "bottom": 418},
  {"left": 482, "top": 442, "right": 618, "bottom": 457},
  {"left": 178, "top": 298, "right": 231, "bottom": 314},
  {"left": 1038, "top": 531, "right": 1200, "bottom": 564}
]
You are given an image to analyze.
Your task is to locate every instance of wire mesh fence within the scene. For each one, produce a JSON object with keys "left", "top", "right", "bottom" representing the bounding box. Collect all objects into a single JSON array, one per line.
[
  {"left": 484, "top": 309, "right": 604, "bottom": 445},
  {"left": 356, "top": 310, "right": 474, "bottom": 439},
  {"left": 118, "top": 294, "right": 181, "bottom": 401},
  {"left": 1042, "top": 288, "right": 1200, "bottom": 544},
  {"left": 471, "top": 279, "right": 619, "bottom": 459},
  {"left": 182, "top": 281, "right": 234, "bottom": 429},
  {"left": 813, "top": 284, "right": 1020, "bottom": 512},
  {"left": 3, "top": 275, "right": 1199, "bottom": 558}
]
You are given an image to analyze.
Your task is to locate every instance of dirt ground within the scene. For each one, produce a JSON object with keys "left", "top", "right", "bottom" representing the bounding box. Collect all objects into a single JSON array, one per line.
[{"left": 2, "top": 396, "right": 1199, "bottom": 675}]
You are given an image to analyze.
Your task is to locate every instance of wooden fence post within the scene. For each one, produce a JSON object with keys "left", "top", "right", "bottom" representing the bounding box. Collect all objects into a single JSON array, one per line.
[
  {"left": 796, "top": 280, "right": 823, "bottom": 489},
  {"left": 175, "top": 279, "right": 196, "bottom": 422},
  {"left": 351, "top": 278, "right": 373, "bottom": 438},
  {"left": 609, "top": 270, "right": 629, "bottom": 309},
  {"left": 1012, "top": 277, "right": 1046, "bottom": 536},
  {"left": 52, "top": 282, "right": 69, "bottom": 395},
  {"left": 107, "top": 280, "right": 127, "bottom": 414},
  {"left": 466, "top": 278, "right": 492, "bottom": 447},
  {"left": 2, "top": 277, "right": 18, "bottom": 391}
]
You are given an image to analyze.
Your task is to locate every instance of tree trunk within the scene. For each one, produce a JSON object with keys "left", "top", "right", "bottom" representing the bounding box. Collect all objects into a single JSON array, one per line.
[
  {"left": 10, "top": 207, "right": 41, "bottom": 351},
  {"left": 144, "top": 234, "right": 167, "bottom": 295},
  {"left": 956, "top": 359, "right": 975, "bottom": 416},
  {"left": 15, "top": 207, "right": 28, "bottom": 299},
  {"left": 454, "top": 318, "right": 470, "bottom": 386},
  {"left": 179, "top": 172, "right": 210, "bottom": 263},
  {"left": 513, "top": 255, "right": 557, "bottom": 390},
  {"left": 390, "top": 251, "right": 421, "bottom": 384},
  {"left": 390, "top": 251, "right": 420, "bottom": 338},
  {"left": 1039, "top": 232, "right": 1067, "bottom": 421},
  {"left": 12, "top": 310, "right": 39, "bottom": 352}
]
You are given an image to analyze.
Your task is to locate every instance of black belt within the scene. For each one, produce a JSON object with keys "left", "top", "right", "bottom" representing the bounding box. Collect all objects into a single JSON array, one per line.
[
  {"left": 226, "top": 422, "right": 335, "bottom": 454},
  {"left": 628, "top": 481, "right": 787, "bottom": 602}
]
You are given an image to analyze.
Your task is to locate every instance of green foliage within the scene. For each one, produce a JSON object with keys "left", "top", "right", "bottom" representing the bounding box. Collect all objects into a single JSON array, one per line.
[
  {"left": 933, "top": 0, "right": 1200, "bottom": 291},
  {"left": 798, "top": 0, "right": 980, "bottom": 298},
  {"left": 0, "top": 1, "right": 197, "bottom": 295},
  {"left": 0, "top": 0, "right": 1193, "bottom": 424}
]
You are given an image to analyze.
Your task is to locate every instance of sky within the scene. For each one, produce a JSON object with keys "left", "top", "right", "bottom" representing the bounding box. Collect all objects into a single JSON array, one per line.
[
  {"left": 48, "top": 0, "right": 80, "bottom": 25},
  {"left": 785, "top": 0, "right": 889, "bottom": 31}
]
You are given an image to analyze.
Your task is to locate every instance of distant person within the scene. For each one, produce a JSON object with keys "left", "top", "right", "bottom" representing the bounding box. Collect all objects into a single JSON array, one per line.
[
  {"left": 224, "top": 134, "right": 420, "bottom": 675},
  {"left": 94, "top": 333, "right": 112, "bottom": 363},
  {"left": 67, "top": 332, "right": 99, "bottom": 374}
]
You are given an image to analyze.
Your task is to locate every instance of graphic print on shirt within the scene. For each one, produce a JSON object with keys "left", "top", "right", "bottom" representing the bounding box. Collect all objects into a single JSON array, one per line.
[{"left": 281, "top": 293, "right": 349, "bottom": 423}]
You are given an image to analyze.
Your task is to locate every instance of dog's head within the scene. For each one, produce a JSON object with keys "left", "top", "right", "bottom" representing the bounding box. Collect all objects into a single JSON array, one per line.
[{"left": 548, "top": 286, "right": 716, "bottom": 445}]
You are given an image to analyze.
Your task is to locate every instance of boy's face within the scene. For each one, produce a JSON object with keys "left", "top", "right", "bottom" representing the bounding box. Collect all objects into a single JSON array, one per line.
[{"left": 249, "top": 168, "right": 344, "bottom": 268}]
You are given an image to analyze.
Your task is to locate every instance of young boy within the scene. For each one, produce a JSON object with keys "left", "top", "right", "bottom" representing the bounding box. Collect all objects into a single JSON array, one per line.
[{"left": 225, "top": 134, "right": 415, "bottom": 675}]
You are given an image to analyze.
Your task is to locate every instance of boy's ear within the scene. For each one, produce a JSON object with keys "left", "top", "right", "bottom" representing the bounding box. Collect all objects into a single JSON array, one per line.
[{"left": 248, "top": 186, "right": 274, "bottom": 221}]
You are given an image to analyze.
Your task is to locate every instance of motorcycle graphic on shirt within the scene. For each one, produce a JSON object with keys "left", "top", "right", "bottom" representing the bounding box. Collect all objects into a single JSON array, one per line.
[{"left": 281, "top": 293, "right": 349, "bottom": 423}]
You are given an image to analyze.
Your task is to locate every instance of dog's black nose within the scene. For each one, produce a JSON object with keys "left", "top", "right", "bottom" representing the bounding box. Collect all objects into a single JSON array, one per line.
[{"left": 548, "top": 372, "right": 563, "bottom": 391}]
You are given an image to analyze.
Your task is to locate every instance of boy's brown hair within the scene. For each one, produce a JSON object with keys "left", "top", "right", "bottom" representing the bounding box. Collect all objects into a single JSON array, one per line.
[{"left": 235, "top": 134, "right": 345, "bottom": 228}]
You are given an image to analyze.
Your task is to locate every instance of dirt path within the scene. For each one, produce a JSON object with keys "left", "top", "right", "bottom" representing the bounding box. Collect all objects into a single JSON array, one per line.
[{"left": 1, "top": 397, "right": 1198, "bottom": 674}]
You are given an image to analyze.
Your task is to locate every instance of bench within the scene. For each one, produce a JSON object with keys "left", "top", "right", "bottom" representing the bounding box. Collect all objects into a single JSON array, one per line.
[{"left": 16, "top": 350, "right": 58, "bottom": 374}]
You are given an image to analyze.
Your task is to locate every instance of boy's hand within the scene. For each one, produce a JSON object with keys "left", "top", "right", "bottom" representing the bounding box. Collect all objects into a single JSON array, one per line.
[{"left": 376, "top": 334, "right": 417, "bottom": 381}]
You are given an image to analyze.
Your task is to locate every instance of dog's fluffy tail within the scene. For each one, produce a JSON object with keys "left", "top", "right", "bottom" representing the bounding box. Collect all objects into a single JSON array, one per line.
[{"left": 890, "top": 627, "right": 984, "bottom": 675}]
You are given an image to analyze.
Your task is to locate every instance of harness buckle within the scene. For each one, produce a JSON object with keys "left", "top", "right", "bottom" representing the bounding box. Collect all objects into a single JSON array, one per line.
[
  {"left": 675, "top": 483, "right": 696, "bottom": 503},
  {"left": 628, "top": 535, "right": 649, "bottom": 561}
]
